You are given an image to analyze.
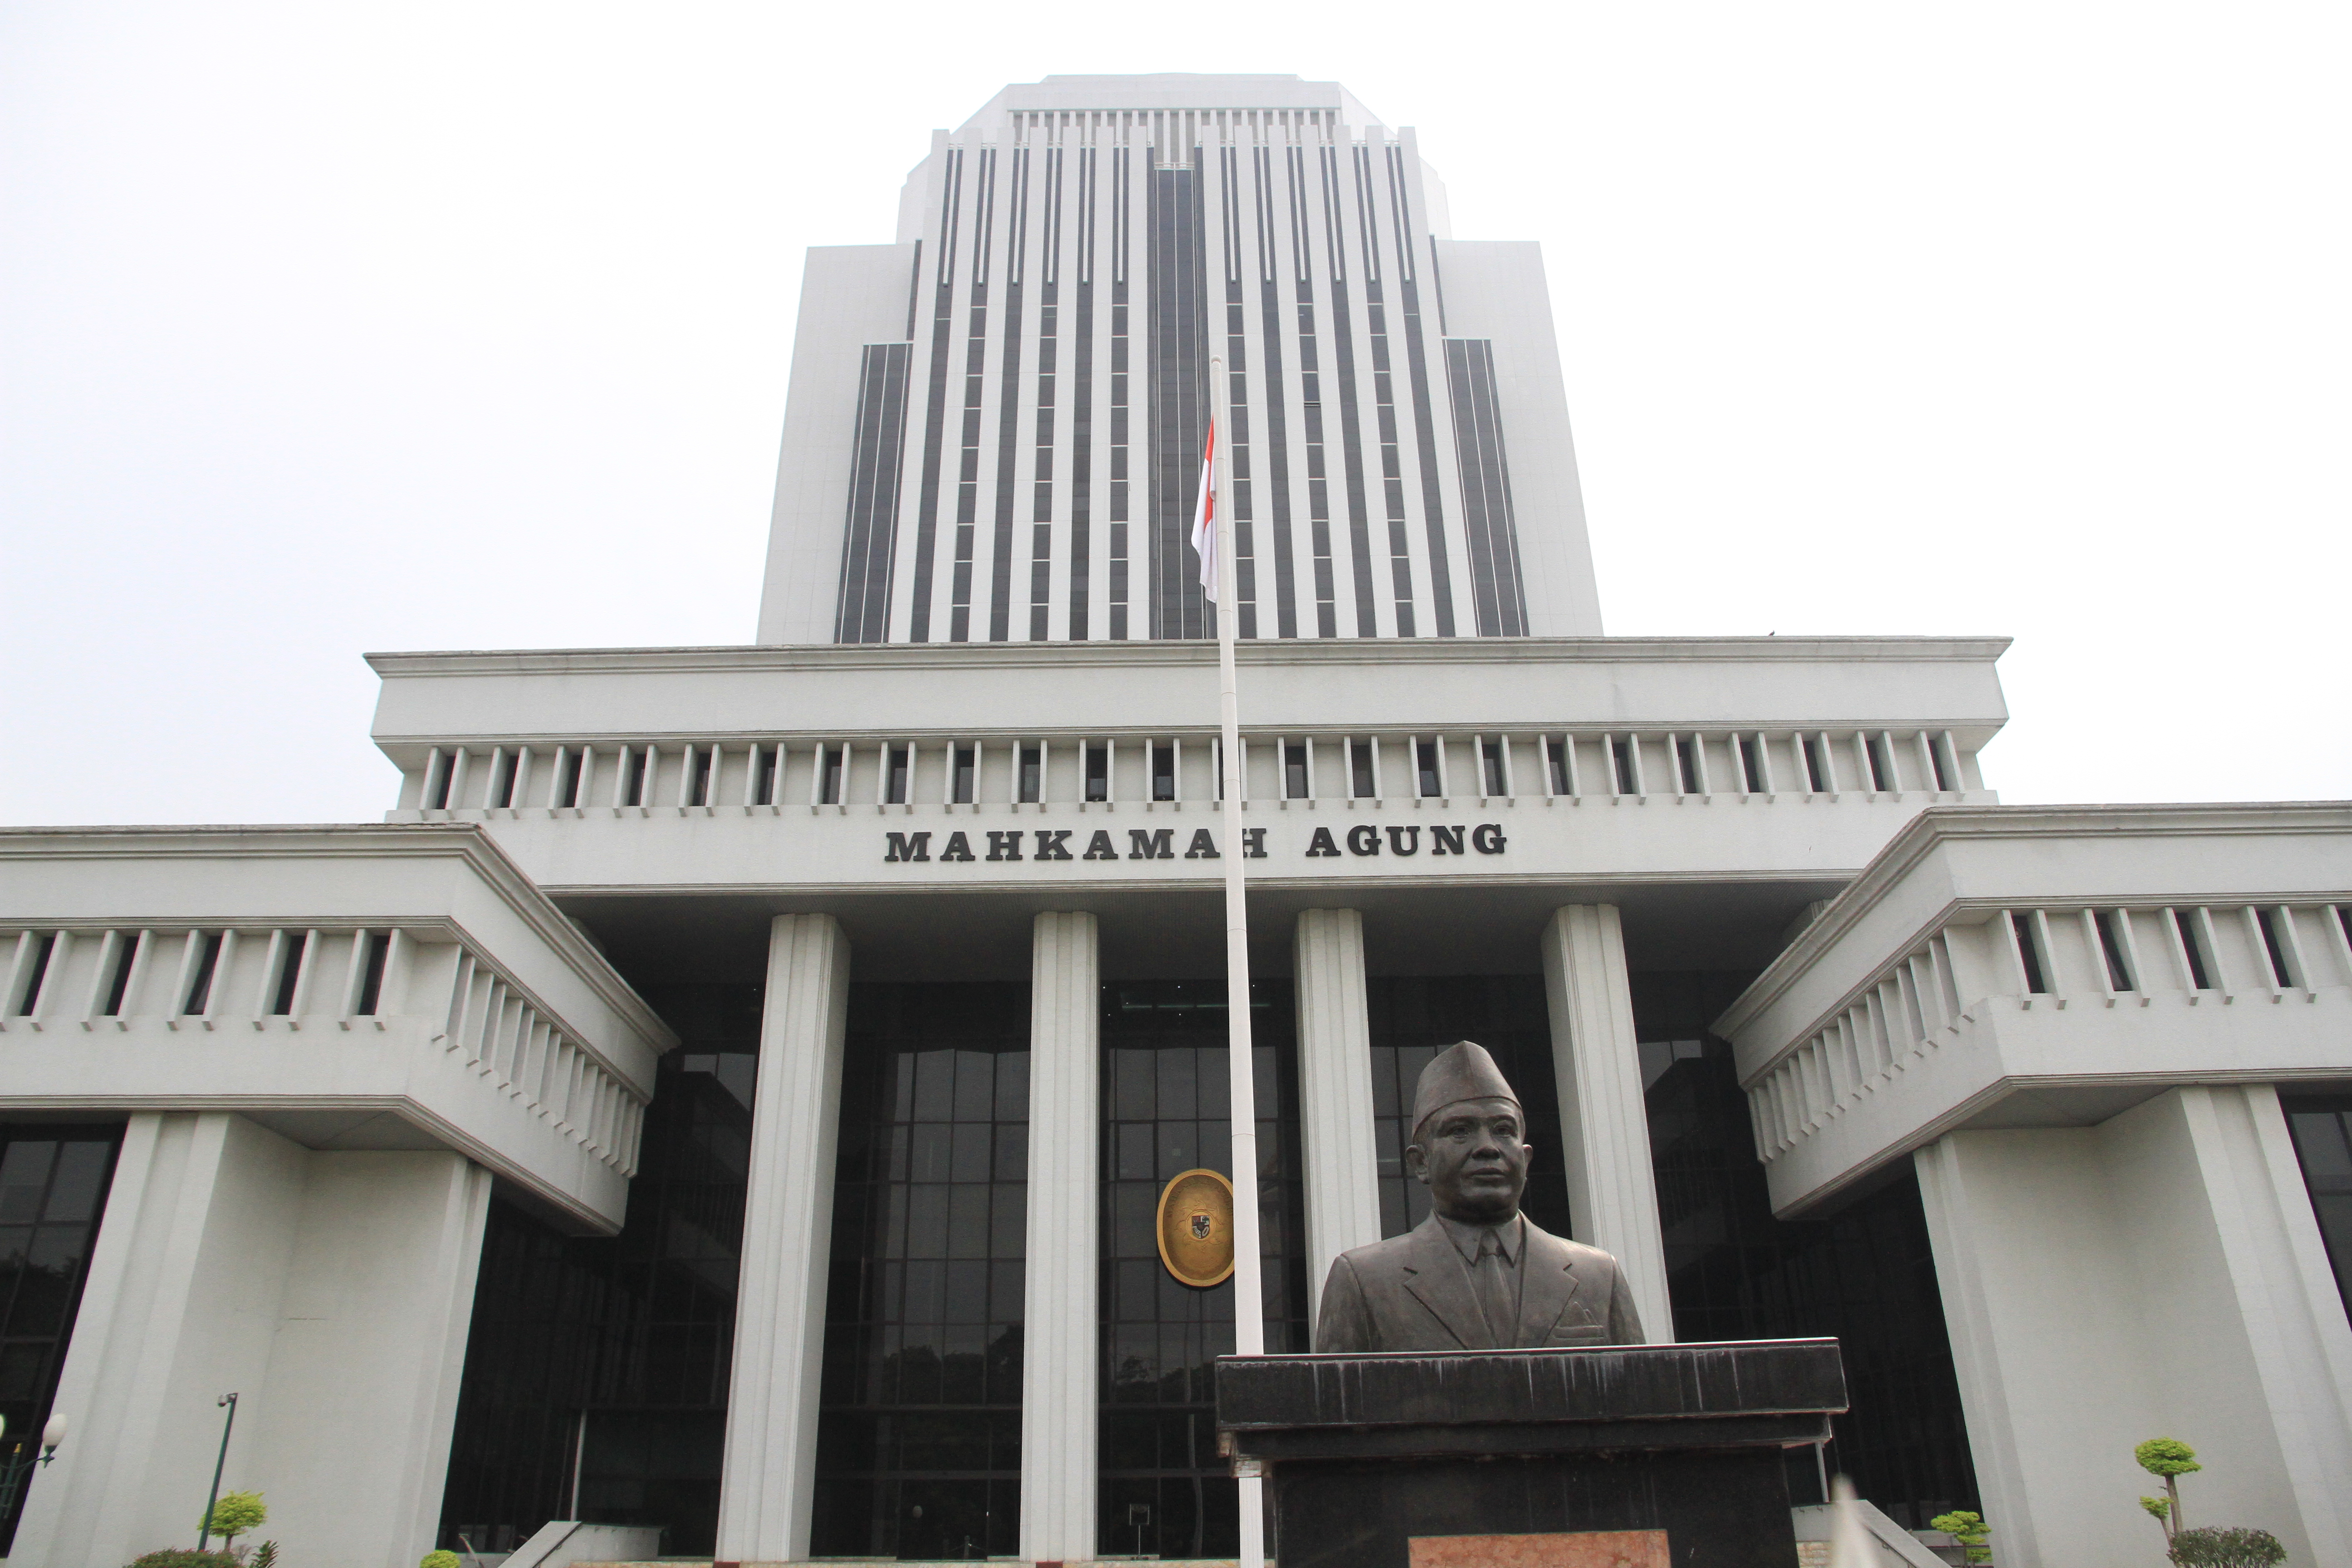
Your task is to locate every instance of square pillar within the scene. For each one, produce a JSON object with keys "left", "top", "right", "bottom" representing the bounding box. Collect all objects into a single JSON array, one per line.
[
  {"left": 1916, "top": 1087, "right": 2352, "bottom": 1568},
  {"left": 1294, "top": 907, "right": 1381, "bottom": 1321},
  {"left": 1021, "top": 910, "right": 1099, "bottom": 1561},
  {"left": 715, "top": 912, "right": 852, "bottom": 1564},
  {"left": 14, "top": 1112, "right": 490, "bottom": 1568},
  {"left": 1539, "top": 903, "right": 1671, "bottom": 1340}
]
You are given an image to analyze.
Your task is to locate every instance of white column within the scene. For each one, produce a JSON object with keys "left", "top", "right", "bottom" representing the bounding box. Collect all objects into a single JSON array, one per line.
[
  {"left": 14, "top": 1113, "right": 492, "bottom": 1568},
  {"left": 1538, "top": 904, "right": 1672, "bottom": 1340},
  {"left": 1293, "top": 907, "right": 1381, "bottom": 1323},
  {"left": 245, "top": 1150, "right": 493, "bottom": 1563},
  {"left": 715, "top": 913, "right": 852, "bottom": 1565},
  {"left": 1021, "top": 911, "right": 1099, "bottom": 1562},
  {"left": 1916, "top": 1088, "right": 2352, "bottom": 1568}
]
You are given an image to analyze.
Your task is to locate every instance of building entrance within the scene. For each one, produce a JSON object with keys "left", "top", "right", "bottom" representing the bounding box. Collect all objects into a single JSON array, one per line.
[{"left": 1098, "top": 980, "right": 1308, "bottom": 1558}]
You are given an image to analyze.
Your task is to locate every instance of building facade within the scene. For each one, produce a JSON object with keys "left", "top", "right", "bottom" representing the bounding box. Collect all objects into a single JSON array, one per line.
[
  {"left": 760, "top": 74, "right": 1600, "bottom": 647},
  {"left": 4, "top": 75, "right": 2350, "bottom": 1568}
]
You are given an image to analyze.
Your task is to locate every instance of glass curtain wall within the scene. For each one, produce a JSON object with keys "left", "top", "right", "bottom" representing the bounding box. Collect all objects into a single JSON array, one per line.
[
  {"left": 1098, "top": 979, "right": 1307, "bottom": 1559},
  {"left": 1364, "top": 977, "right": 1572, "bottom": 1240},
  {"left": 0, "top": 1123, "right": 121, "bottom": 1553},
  {"left": 811, "top": 983, "right": 1030, "bottom": 1561},
  {"left": 438, "top": 984, "right": 758, "bottom": 1554},
  {"left": 2280, "top": 1094, "right": 2352, "bottom": 1321},
  {"left": 1635, "top": 969, "right": 1979, "bottom": 1526}
]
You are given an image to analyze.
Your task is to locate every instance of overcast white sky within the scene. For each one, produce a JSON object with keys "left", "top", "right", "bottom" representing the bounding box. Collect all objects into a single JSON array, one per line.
[{"left": 4, "top": 3, "right": 2347, "bottom": 827}]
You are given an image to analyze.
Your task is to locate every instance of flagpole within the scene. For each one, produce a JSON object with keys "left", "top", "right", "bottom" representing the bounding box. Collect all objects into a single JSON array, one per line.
[{"left": 1207, "top": 353, "right": 1267, "bottom": 1568}]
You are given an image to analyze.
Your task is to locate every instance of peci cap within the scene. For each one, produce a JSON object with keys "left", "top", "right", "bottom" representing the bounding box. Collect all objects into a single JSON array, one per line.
[{"left": 1408, "top": 1041, "right": 1521, "bottom": 1139}]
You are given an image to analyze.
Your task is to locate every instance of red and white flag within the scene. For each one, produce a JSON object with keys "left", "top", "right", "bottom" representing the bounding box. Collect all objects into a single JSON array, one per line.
[{"left": 1189, "top": 421, "right": 1218, "bottom": 603}]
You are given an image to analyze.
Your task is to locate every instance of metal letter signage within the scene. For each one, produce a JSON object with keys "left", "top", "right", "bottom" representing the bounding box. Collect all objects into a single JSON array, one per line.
[
  {"left": 1157, "top": 1167, "right": 1236, "bottom": 1288},
  {"left": 880, "top": 826, "right": 1506, "bottom": 864}
]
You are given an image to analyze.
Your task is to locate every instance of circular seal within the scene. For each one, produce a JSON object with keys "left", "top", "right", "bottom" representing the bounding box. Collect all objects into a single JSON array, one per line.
[{"left": 1156, "top": 1167, "right": 1236, "bottom": 1288}]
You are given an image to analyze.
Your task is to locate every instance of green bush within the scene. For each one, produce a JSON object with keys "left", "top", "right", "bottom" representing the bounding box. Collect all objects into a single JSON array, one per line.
[
  {"left": 1929, "top": 1510, "right": 1991, "bottom": 1565},
  {"left": 2137, "top": 1436, "right": 2203, "bottom": 1544},
  {"left": 2167, "top": 1527, "right": 2286, "bottom": 1567},
  {"left": 421, "top": 1553, "right": 463, "bottom": 1568},
  {"left": 127, "top": 1553, "right": 240, "bottom": 1568},
  {"left": 200, "top": 1490, "right": 268, "bottom": 1541}
]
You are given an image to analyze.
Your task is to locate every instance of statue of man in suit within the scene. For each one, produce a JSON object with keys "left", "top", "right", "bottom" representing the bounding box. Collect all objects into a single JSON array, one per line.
[{"left": 1314, "top": 1040, "right": 1646, "bottom": 1353}]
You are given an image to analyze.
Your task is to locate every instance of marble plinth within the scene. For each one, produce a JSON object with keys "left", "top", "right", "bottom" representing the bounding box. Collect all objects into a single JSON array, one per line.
[{"left": 1215, "top": 1338, "right": 1847, "bottom": 1568}]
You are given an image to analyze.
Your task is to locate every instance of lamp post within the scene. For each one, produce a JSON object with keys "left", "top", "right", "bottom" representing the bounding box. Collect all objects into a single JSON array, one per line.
[
  {"left": 198, "top": 1392, "right": 238, "bottom": 1551},
  {"left": 0, "top": 1411, "right": 69, "bottom": 1520}
]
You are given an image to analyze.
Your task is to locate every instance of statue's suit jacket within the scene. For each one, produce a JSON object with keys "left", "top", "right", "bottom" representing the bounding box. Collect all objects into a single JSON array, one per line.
[{"left": 1313, "top": 1213, "right": 1646, "bottom": 1353}]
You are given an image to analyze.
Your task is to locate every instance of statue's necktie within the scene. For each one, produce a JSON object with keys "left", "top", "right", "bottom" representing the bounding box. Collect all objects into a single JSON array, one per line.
[{"left": 1474, "top": 1228, "right": 1515, "bottom": 1347}]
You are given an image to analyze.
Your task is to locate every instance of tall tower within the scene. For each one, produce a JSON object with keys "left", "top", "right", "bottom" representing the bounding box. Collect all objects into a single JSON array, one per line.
[{"left": 756, "top": 74, "right": 1603, "bottom": 646}]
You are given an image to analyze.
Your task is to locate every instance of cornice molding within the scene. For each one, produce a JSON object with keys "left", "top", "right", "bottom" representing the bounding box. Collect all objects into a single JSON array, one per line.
[
  {"left": 1713, "top": 801, "right": 2352, "bottom": 1041},
  {"left": 0, "top": 823, "right": 677, "bottom": 1053},
  {"left": 366, "top": 634, "right": 2015, "bottom": 679}
]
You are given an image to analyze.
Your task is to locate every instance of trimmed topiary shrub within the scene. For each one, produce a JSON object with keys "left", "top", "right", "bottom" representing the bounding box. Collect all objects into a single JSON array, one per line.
[
  {"left": 127, "top": 1553, "right": 240, "bottom": 1568},
  {"left": 200, "top": 1490, "right": 267, "bottom": 1544},
  {"left": 1928, "top": 1510, "right": 1991, "bottom": 1565},
  {"left": 421, "top": 1553, "right": 463, "bottom": 1568},
  {"left": 2168, "top": 1527, "right": 2288, "bottom": 1568}
]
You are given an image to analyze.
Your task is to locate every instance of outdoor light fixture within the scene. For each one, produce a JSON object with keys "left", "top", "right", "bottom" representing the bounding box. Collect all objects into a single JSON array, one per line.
[{"left": 0, "top": 1411, "right": 68, "bottom": 1517}]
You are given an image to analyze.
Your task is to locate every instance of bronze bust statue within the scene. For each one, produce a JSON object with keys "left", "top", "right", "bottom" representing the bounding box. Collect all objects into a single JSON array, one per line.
[{"left": 1314, "top": 1041, "right": 1646, "bottom": 1353}]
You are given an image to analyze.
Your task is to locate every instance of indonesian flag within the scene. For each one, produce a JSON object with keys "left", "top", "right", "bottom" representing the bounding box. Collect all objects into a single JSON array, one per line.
[{"left": 1190, "top": 421, "right": 1218, "bottom": 602}]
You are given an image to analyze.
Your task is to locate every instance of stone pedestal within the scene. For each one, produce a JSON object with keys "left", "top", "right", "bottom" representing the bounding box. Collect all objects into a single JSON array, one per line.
[{"left": 1216, "top": 1339, "right": 1846, "bottom": 1568}]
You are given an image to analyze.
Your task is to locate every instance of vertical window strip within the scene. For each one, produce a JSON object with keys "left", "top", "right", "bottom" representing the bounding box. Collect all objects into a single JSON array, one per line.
[
  {"left": 949, "top": 150, "right": 999, "bottom": 644},
  {"left": 909, "top": 147, "right": 964, "bottom": 643},
  {"left": 1219, "top": 147, "right": 1259, "bottom": 639},
  {"left": 1287, "top": 146, "right": 1336, "bottom": 637},
  {"left": 987, "top": 149, "right": 1030, "bottom": 642},
  {"left": 1356, "top": 147, "right": 1415, "bottom": 634},
  {"left": 1388, "top": 142, "right": 1456, "bottom": 637},
  {"left": 1147, "top": 158, "right": 1210, "bottom": 639},
  {"left": 1068, "top": 147, "right": 1096, "bottom": 640},
  {"left": 1028, "top": 209, "right": 1059, "bottom": 640},
  {"left": 834, "top": 343, "right": 915, "bottom": 642},
  {"left": 1109, "top": 151, "right": 1132, "bottom": 638},
  {"left": 1318, "top": 147, "right": 1378, "bottom": 637},
  {"left": 1441, "top": 338, "right": 1530, "bottom": 636},
  {"left": 1252, "top": 146, "right": 1298, "bottom": 637}
]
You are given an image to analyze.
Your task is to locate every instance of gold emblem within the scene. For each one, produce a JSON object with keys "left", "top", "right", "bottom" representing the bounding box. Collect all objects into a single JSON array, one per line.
[{"left": 1156, "top": 1168, "right": 1236, "bottom": 1288}]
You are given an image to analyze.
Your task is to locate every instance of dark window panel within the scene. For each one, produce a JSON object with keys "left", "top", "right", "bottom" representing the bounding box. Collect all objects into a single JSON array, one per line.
[
  {"left": 813, "top": 983, "right": 1030, "bottom": 1560},
  {"left": 1634, "top": 969, "right": 1979, "bottom": 1529},
  {"left": 1441, "top": 337, "right": 1531, "bottom": 637},
  {"left": 0, "top": 1123, "right": 122, "bottom": 1553},
  {"left": 436, "top": 983, "right": 760, "bottom": 1555},
  {"left": 1096, "top": 979, "right": 1306, "bottom": 1558}
]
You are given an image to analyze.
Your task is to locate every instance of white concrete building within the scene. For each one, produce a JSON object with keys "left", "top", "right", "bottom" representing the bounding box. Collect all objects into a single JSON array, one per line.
[{"left": 3, "top": 74, "right": 2347, "bottom": 1568}]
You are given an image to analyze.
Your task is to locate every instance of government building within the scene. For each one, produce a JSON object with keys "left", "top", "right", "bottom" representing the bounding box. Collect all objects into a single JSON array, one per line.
[{"left": 5, "top": 75, "right": 2350, "bottom": 1568}]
